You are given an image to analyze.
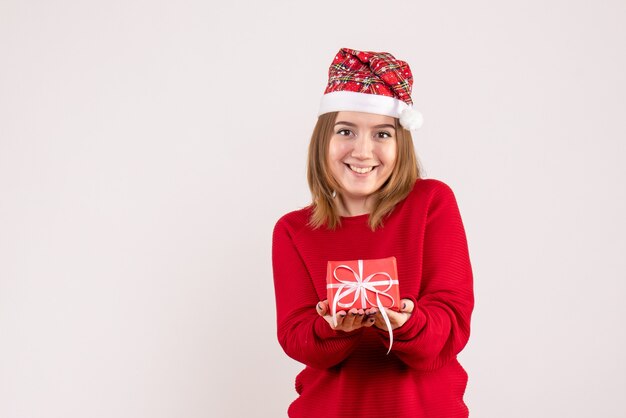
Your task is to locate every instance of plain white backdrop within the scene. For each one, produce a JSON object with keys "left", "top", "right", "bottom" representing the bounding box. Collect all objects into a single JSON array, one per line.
[{"left": 1, "top": 0, "right": 625, "bottom": 417}]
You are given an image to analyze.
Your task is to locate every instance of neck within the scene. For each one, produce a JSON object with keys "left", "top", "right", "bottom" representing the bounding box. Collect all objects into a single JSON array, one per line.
[{"left": 336, "top": 195, "right": 373, "bottom": 217}]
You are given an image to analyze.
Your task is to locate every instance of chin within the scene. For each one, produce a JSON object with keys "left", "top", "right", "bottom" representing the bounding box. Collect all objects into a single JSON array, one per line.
[{"left": 342, "top": 185, "right": 379, "bottom": 198}]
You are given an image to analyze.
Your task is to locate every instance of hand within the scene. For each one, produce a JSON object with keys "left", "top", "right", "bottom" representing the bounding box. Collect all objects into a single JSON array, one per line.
[
  {"left": 316, "top": 300, "right": 377, "bottom": 332},
  {"left": 369, "top": 298, "right": 414, "bottom": 331}
]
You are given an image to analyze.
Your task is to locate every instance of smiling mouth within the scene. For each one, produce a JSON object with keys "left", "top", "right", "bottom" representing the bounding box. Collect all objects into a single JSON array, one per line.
[{"left": 347, "top": 164, "right": 375, "bottom": 174}]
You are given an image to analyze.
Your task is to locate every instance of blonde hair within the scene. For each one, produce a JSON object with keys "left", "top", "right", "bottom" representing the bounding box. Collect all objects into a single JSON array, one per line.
[{"left": 306, "top": 111, "right": 422, "bottom": 231}]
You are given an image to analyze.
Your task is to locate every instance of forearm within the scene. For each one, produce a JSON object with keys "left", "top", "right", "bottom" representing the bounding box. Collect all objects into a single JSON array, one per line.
[
  {"left": 273, "top": 219, "right": 364, "bottom": 369},
  {"left": 278, "top": 308, "right": 364, "bottom": 369},
  {"left": 373, "top": 183, "right": 474, "bottom": 369},
  {"left": 374, "top": 297, "right": 471, "bottom": 370}
]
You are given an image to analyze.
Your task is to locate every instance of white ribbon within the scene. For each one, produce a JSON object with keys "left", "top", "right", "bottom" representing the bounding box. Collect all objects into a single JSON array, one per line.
[{"left": 327, "top": 259, "right": 399, "bottom": 354}]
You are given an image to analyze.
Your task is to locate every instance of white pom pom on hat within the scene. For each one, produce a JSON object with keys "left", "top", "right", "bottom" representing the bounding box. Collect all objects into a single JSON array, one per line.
[
  {"left": 399, "top": 107, "right": 424, "bottom": 130},
  {"left": 318, "top": 48, "right": 423, "bottom": 131}
]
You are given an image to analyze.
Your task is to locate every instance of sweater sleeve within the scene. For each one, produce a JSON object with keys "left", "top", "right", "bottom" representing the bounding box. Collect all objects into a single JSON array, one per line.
[
  {"left": 375, "top": 183, "right": 474, "bottom": 370},
  {"left": 272, "top": 216, "right": 363, "bottom": 369}
]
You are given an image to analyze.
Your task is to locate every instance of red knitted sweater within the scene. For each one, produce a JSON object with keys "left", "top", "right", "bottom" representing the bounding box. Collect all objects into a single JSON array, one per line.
[{"left": 272, "top": 178, "right": 474, "bottom": 418}]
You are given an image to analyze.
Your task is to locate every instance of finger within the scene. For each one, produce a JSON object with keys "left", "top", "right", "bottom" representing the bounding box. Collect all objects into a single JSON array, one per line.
[
  {"left": 365, "top": 307, "right": 378, "bottom": 316},
  {"left": 353, "top": 309, "right": 366, "bottom": 328},
  {"left": 333, "top": 310, "right": 347, "bottom": 328},
  {"left": 316, "top": 301, "right": 328, "bottom": 316},
  {"left": 322, "top": 300, "right": 330, "bottom": 315},
  {"left": 366, "top": 307, "right": 380, "bottom": 328},
  {"left": 316, "top": 302, "right": 323, "bottom": 316},
  {"left": 364, "top": 314, "right": 376, "bottom": 327},
  {"left": 401, "top": 298, "right": 415, "bottom": 313},
  {"left": 340, "top": 308, "right": 359, "bottom": 329},
  {"left": 372, "top": 312, "right": 388, "bottom": 331}
]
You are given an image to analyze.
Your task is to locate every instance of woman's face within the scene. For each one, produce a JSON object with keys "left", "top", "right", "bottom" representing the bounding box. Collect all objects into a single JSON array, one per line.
[{"left": 328, "top": 111, "right": 397, "bottom": 207}]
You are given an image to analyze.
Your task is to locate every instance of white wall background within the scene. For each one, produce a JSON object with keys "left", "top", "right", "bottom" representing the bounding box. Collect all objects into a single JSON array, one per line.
[{"left": 1, "top": 1, "right": 625, "bottom": 417}]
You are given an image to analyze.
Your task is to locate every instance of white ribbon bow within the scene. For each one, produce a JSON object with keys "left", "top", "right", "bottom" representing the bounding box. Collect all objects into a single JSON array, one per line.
[{"left": 327, "top": 259, "right": 399, "bottom": 354}]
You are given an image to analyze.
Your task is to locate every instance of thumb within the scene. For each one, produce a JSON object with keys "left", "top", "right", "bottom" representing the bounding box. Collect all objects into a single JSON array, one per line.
[
  {"left": 316, "top": 300, "right": 329, "bottom": 316},
  {"left": 401, "top": 298, "right": 415, "bottom": 313}
]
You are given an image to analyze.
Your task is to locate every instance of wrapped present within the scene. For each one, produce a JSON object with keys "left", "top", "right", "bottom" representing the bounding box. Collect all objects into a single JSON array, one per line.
[{"left": 326, "top": 257, "right": 400, "bottom": 353}]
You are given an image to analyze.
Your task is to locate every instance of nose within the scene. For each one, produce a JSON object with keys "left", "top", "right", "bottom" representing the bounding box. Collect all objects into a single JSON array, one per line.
[{"left": 351, "top": 136, "right": 373, "bottom": 160}]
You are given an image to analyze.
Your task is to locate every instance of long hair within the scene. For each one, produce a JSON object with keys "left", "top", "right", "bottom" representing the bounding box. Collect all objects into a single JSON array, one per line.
[{"left": 306, "top": 111, "right": 422, "bottom": 231}]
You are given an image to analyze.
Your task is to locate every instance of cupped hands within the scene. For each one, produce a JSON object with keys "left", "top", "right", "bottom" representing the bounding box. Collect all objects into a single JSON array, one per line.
[{"left": 316, "top": 299, "right": 414, "bottom": 333}]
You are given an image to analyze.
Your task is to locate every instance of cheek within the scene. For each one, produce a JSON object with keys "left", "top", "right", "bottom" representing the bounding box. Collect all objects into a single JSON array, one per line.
[
  {"left": 328, "top": 140, "right": 348, "bottom": 163},
  {"left": 381, "top": 143, "right": 398, "bottom": 167}
]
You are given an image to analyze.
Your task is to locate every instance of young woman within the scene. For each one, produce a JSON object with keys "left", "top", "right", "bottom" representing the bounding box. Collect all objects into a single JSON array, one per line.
[{"left": 272, "top": 48, "right": 474, "bottom": 418}]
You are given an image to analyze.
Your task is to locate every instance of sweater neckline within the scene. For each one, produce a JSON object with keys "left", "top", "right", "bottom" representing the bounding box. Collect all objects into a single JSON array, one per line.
[{"left": 339, "top": 212, "right": 370, "bottom": 222}]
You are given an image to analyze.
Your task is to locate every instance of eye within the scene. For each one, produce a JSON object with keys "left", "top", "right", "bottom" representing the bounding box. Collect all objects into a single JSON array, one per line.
[
  {"left": 336, "top": 129, "right": 353, "bottom": 136},
  {"left": 376, "top": 131, "right": 392, "bottom": 139}
]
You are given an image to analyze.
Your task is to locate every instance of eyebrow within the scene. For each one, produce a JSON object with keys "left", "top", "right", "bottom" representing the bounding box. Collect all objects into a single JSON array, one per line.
[{"left": 334, "top": 121, "right": 396, "bottom": 130}]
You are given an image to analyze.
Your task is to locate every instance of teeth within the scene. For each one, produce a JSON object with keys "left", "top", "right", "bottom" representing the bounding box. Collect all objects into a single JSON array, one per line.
[{"left": 349, "top": 165, "right": 374, "bottom": 174}]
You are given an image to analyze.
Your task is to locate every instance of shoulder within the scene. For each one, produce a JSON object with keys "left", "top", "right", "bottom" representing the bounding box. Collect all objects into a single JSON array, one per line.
[
  {"left": 273, "top": 206, "right": 314, "bottom": 239},
  {"left": 406, "top": 178, "right": 467, "bottom": 231},
  {"left": 408, "top": 177, "right": 457, "bottom": 203},
  {"left": 398, "top": 178, "right": 462, "bottom": 221}
]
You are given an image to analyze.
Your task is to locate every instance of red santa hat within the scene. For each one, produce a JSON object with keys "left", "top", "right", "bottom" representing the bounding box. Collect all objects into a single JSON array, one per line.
[{"left": 318, "top": 48, "right": 424, "bottom": 131}]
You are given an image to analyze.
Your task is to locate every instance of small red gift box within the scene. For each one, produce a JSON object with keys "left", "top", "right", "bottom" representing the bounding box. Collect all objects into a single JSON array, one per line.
[{"left": 326, "top": 256, "right": 400, "bottom": 314}]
